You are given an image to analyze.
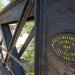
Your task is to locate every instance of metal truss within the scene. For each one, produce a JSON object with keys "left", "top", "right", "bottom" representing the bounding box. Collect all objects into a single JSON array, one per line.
[{"left": 0, "top": 0, "right": 34, "bottom": 75}]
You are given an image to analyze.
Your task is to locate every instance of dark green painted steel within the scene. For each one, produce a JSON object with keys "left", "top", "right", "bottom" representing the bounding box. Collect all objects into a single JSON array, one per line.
[
  {"left": 35, "top": 0, "right": 75, "bottom": 75},
  {"left": 1, "top": 24, "right": 25, "bottom": 75}
]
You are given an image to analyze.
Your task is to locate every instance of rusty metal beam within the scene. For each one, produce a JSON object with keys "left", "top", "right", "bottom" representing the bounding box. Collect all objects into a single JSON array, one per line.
[{"left": 0, "top": 0, "right": 34, "bottom": 24}]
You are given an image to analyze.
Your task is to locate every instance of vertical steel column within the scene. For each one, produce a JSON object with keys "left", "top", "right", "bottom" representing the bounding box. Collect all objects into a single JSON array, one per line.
[
  {"left": 35, "top": 0, "right": 47, "bottom": 75},
  {"left": 1, "top": 24, "right": 25, "bottom": 75}
]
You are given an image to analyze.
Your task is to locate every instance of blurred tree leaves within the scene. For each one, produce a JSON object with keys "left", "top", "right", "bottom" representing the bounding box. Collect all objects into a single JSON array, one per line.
[
  {"left": 0, "top": 0, "right": 4, "bottom": 11},
  {"left": 8, "top": 0, "right": 13, "bottom": 2},
  {"left": 22, "top": 39, "right": 34, "bottom": 75},
  {"left": 21, "top": 21, "right": 34, "bottom": 34},
  {"left": 21, "top": 21, "right": 34, "bottom": 75}
]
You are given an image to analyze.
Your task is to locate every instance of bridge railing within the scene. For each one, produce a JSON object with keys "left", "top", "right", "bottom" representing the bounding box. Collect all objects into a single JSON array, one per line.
[{"left": 0, "top": 0, "right": 34, "bottom": 75}]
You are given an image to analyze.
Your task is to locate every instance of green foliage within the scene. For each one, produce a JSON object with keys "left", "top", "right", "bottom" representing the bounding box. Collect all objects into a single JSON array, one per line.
[
  {"left": 0, "top": 0, "right": 4, "bottom": 11},
  {"left": 22, "top": 39, "right": 34, "bottom": 74},
  {"left": 21, "top": 21, "right": 34, "bottom": 34},
  {"left": 21, "top": 21, "right": 34, "bottom": 75},
  {"left": 8, "top": 0, "right": 13, "bottom": 2}
]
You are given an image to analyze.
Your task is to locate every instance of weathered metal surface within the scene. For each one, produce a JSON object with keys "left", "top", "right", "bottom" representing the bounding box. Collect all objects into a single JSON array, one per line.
[
  {"left": 47, "top": 0, "right": 75, "bottom": 19},
  {"left": 1, "top": 24, "right": 25, "bottom": 75},
  {"left": 5, "top": 0, "right": 34, "bottom": 63},
  {"left": 35, "top": 0, "right": 46, "bottom": 75},
  {"left": 0, "top": 0, "right": 34, "bottom": 74},
  {"left": 0, "top": 61, "right": 12, "bottom": 75},
  {"left": 19, "top": 26, "right": 35, "bottom": 57},
  {"left": 0, "top": 0, "right": 34, "bottom": 24},
  {"left": 35, "top": 0, "right": 75, "bottom": 75}
]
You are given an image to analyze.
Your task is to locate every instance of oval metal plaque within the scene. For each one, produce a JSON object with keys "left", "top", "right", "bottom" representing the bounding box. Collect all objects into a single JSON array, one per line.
[{"left": 51, "top": 34, "right": 75, "bottom": 62}]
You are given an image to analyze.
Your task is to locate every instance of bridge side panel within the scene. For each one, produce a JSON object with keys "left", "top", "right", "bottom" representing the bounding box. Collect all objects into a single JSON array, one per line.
[
  {"left": 0, "top": 0, "right": 34, "bottom": 24},
  {"left": 1, "top": 24, "right": 25, "bottom": 75},
  {"left": 36, "top": 0, "right": 75, "bottom": 75}
]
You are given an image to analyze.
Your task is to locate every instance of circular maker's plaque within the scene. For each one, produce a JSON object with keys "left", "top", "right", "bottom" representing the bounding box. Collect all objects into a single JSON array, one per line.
[{"left": 51, "top": 34, "right": 75, "bottom": 62}]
